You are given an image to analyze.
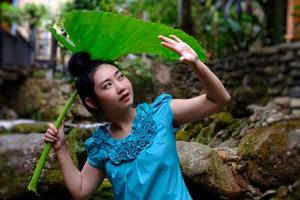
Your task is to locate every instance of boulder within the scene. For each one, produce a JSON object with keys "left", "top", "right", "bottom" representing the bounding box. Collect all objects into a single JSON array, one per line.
[
  {"left": 238, "top": 119, "right": 300, "bottom": 188},
  {"left": 176, "top": 141, "right": 245, "bottom": 199},
  {"left": 0, "top": 133, "right": 78, "bottom": 199}
]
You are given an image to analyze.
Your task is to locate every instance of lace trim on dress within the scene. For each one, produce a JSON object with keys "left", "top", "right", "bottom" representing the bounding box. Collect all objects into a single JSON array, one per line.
[{"left": 88, "top": 103, "right": 157, "bottom": 165}]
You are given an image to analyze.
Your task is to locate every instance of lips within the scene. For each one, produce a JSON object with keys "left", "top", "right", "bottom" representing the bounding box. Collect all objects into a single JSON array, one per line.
[{"left": 119, "top": 93, "right": 129, "bottom": 101}]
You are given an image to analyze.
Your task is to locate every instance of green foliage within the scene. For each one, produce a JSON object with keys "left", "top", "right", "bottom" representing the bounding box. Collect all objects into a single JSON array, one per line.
[
  {"left": 116, "top": 57, "right": 154, "bottom": 87},
  {"left": 125, "top": 0, "right": 178, "bottom": 27},
  {"left": 0, "top": 2, "right": 49, "bottom": 28},
  {"left": 0, "top": 2, "right": 21, "bottom": 25},
  {"left": 193, "top": 0, "right": 266, "bottom": 58},
  {"left": 22, "top": 3, "right": 49, "bottom": 28},
  {"left": 50, "top": 10, "right": 206, "bottom": 61}
]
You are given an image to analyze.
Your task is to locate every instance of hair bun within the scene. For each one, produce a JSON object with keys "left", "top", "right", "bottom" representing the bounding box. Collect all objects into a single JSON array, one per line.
[{"left": 68, "top": 52, "right": 91, "bottom": 77}]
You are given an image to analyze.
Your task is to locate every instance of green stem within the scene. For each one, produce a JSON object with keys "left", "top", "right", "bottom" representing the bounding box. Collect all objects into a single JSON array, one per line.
[{"left": 27, "top": 90, "right": 78, "bottom": 194}]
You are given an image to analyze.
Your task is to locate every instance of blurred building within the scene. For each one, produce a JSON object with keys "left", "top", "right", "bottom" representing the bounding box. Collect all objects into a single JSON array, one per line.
[{"left": 0, "top": 0, "right": 69, "bottom": 69}]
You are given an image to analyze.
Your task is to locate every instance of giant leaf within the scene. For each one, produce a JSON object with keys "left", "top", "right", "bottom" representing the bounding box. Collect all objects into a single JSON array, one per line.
[{"left": 50, "top": 10, "right": 206, "bottom": 61}]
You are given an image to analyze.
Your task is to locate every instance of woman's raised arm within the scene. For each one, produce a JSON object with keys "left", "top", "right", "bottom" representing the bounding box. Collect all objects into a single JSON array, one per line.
[{"left": 159, "top": 35, "right": 231, "bottom": 124}]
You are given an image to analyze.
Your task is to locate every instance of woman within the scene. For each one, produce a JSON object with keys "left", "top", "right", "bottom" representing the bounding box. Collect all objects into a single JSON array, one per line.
[{"left": 44, "top": 35, "right": 231, "bottom": 200}]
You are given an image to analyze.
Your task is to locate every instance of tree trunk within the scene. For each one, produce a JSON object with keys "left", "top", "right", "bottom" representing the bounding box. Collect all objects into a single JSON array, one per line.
[
  {"left": 177, "top": 0, "right": 194, "bottom": 35},
  {"left": 260, "top": 0, "right": 287, "bottom": 44}
]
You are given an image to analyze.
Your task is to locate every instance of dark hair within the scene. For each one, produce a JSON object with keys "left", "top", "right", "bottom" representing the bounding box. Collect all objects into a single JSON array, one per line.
[{"left": 68, "top": 52, "right": 115, "bottom": 114}]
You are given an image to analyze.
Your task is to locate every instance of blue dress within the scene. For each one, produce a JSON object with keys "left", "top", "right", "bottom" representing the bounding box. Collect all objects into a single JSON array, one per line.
[{"left": 85, "top": 93, "right": 192, "bottom": 200}]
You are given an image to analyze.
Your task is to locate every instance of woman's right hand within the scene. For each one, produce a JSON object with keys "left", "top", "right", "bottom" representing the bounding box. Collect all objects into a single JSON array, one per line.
[{"left": 43, "top": 122, "right": 66, "bottom": 152}]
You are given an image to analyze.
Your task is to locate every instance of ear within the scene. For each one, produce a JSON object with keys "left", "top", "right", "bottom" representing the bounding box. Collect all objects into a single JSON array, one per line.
[{"left": 85, "top": 97, "right": 100, "bottom": 110}]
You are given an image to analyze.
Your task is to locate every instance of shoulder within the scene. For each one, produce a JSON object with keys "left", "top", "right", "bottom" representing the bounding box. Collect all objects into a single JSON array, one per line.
[
  {"left": 85, "top": 124, "right": 109, "bottom": 145},
  {"left": 84, "top": 124, "right": 112, "bottom": 169},
  {"left": 150, "top": 93, "right": 174, "bottom": 107},
  {"left": 149, "top": 93, "right": 174, "bottom": 113},
  {"left": 142, "top": 93, "right": 176, "bottom": 125}
]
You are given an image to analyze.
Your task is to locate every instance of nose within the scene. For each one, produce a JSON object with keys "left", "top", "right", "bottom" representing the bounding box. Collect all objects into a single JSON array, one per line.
[{"left": 115, "top": 81, "right": 125, "bottom": 94}]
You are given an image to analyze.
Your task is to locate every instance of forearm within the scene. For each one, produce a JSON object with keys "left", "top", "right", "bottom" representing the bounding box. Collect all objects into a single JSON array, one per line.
[
  {"left": 188, "top": 59, "right": 231, "bottom": 104},
  {"left": 55, "top": 145, "right": 83, "bottom": 199}
]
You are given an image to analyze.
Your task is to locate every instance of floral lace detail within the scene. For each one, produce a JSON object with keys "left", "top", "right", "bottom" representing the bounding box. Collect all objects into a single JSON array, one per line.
[{"left": 86, "top": 103, "right": 157, "bottom": 165}]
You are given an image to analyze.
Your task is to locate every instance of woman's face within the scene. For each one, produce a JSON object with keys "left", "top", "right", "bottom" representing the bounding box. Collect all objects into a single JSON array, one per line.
[{"left": 92, "top": 64, "right": 134, "bottom": 113}]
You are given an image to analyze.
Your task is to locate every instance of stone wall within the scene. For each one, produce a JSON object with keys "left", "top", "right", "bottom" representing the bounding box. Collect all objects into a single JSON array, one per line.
[
  {"left": 208, "top": 42, "right": 300, "bottom": 98},
  {"left": 154, "top": 42, "right": 300, "bottom": 102}
]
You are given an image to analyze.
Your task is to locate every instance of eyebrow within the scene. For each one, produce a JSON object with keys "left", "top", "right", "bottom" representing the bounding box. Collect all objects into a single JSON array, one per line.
[{"left": 99, "top": 69, "right": 121, "bottom": 85}]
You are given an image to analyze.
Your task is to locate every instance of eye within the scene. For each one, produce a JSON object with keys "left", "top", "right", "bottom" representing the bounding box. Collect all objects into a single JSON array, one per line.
[
  {"left": 117, "top": 73, "right": 124, "bottom": 80},
  {"left": 103, "top": 82, "right": 112, "bottom": 89}
]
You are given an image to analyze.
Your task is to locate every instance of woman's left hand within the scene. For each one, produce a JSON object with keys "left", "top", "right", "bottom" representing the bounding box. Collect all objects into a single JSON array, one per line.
[{"left": 159, "top": 34, "right": 199, "bottom": 66}]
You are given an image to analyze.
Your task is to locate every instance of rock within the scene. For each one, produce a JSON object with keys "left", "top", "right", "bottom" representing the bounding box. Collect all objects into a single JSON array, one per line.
[
  {"left": 70, "top": 99, "right": 93, "bottom": 119},
  {"left": 0, "top": 133, "right": 78, "bottom": 199},
  {"left": 263, "top": 66, "right": 276, "bottom": 76},
  {"left": 216, "top": 138, "right": 238, "bottom": 148},
  {"left": 290, "top": 69, "right": 300, "bottom": 78},
  {"left": 0, "top": 107, "right": 18, "bottom": 120},
  {"left": 289, "top": 61, "right": 300, "bottom": 68},
  {"left": 209, "top": 112, "right": 235, "bottom": 131},
  {"left": 292, "top": 109, "right": 300, "bottom": 116},
  {"left": 273, "top": 97, "right": 291, "bottom": 107},
  {"left": 290, "top": 87, "right": 300, "bottom": 98},
  {"left": 176, "top": 141, "right": 245, "bottom": 198},
  {"left": 228, "top": 87, "right": 265, "bottom": 118},
  {"left": 10, "top": 122, "right": 48, "bottom": 133},
  {"left": 66, "top": 127, "right": 94, "bottom": 169},
  {"left": 290, "top": 98, "right": 300, "bottom": 108},
  {"left": 280, "top": 51, "right": 295, "bottom": 62},
  {"left": 15, "top": 78, "right": 92, "bottom": 122},
  {"left": 238, "top": 119, "right": 300, "bottom": 188},
  {"left": 93, "top": 179, "right": 113, "bottom": 200},
  {"left": 260, "top": 189, "right": 277, "bottom": 199}
]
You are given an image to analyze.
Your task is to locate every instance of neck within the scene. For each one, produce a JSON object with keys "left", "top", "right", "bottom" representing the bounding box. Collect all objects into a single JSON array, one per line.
[{"left": 107, "top": 107, "right": 136, "bottom": 136}]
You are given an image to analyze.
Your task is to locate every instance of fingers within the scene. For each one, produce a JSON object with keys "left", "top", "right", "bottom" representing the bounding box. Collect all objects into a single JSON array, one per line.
[
  {"left": 170, "top": 34, "right": 182, "bottom": 43},
  {"left": 161, "top": 42, "right": 180, "bottom": 55},
  {"left": 48, "top": 123, "right": 58, "bottom": 132},
  {"left": 44, "top": 132, "right": 58, "bottom": 142},
  {"left": 179, "top": 56, "right": 186, "bottom": 62},
  {"left": 44, "top": 123, "right": 58, "bottom": 143},
  {"left": 158, "top": 35, "right": 177, "bottom": 45}
]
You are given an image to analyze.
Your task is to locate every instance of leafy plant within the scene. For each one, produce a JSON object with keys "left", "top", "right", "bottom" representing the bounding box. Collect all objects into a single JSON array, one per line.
[
  {"left": 125, "top": 0, "right": 178, "bottom": 27},
  {"left": 117, "top": 57, "right": 154, "bottom": 86},
  {"left": 21, "top": 3, "right": 49, "bottom": 28},
  {"left": 50, "top": 10, "right": 206, "bottom": 61},
  {"left": 193, "top": 0, "right": 266, "bottom": 58},
  {"left": 0, "top": 2, "right": 21, "bottom": 26}
]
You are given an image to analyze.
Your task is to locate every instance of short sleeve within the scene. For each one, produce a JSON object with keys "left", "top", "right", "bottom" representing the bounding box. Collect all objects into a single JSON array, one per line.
[
  {"left": 84, "top": 129, "right": 106, "bottom": 169},
  {"left": 150, "top": 93, "right": 178, "bottom": 132}
]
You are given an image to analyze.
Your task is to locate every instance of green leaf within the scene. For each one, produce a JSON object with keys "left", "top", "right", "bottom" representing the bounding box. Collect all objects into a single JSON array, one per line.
[{"left": 51, "top": 10, "right": 206, "bottom": 61}]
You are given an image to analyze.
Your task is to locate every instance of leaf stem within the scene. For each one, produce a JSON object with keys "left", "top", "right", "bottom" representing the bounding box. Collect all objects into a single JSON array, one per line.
[{"left": 27, "top": 90, "right": 78, "bottom": 194}]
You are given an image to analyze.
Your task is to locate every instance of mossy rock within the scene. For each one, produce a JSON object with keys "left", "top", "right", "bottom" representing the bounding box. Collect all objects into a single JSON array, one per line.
[
  {"left": 226, "top": 119, "right": 245, "bottom": 133},
  {"left": 176, "top": 130, "right": 191, "bottom": 141},
  {"left": 195, "top": 124, "right": 215, "bottom": 144},
  {"left": 41, "top": 105, "right": 65, "bottom": 121},
  {"left": 67, "top": 127, "right": 95, "bottom": 169},
  {"left": 238, "top": 119, "right": 300, "bottom": 187},
  {"left": 0, "top": 133, "right": 78, "bottom": 199},
  {"left": 93, "top": 179, "right": 113, "bottom": 200},
  {"left": 228, "top": 87, "right": 269, "bottom": 118},
  {"left": 16, "top": 79, "right": 44, "bottom": 118},
  {"left": 209, "top": 112, "right": 235, "bottom": 131},
  {"left": 11, "top": 122, "right": 48, "bottom": 133},
  {"left": 32, "top": 69, "right": 47, "bottom": 79}
]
